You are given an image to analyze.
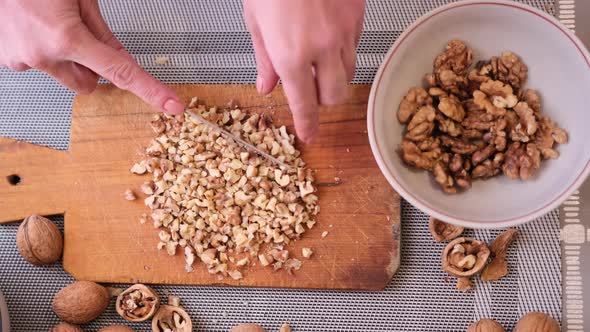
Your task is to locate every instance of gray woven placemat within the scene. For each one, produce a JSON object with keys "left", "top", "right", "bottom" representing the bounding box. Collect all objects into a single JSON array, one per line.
[{"left": 0, "top": 1, "right": 562, "bottom": 331}]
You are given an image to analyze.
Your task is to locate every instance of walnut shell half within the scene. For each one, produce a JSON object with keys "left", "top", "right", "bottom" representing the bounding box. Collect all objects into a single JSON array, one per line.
[
  {"left": 513, "top": 312, "right": 559, "bottom": 332},
  {"left": 442, "top": 237, "right": 490, "bottom": 277},
  {"left": 428, "top": 217, "right": 464, "bottom": 242},
  {"left": 52, "top": 281, "right": 110, "bottom": 324},
  {"left": 230, "top": 324, "right": 268, "bottom": 332},
  {"left": 467, "top": 319, "right": 505, "bottom": 332},
  {"left": 151, "top": 305, "right": 192, "bottom": 332},
  {"left": 16, "top": 214, "right": 63, "bottom": 266},
  {"left": 116, "top": 284, "right": 160, "bottom": 322},
  {"left": 481, "top": 228, "right": 518, "bottom": 281}
]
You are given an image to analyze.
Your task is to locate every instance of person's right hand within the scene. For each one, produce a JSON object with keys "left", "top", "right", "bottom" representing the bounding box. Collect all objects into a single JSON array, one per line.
[
  {"left": 244, "top": 0, "right": 366, "bottom": 143},
  {"left": 0, "top": 0, "right": 184, "bottom": 115}
]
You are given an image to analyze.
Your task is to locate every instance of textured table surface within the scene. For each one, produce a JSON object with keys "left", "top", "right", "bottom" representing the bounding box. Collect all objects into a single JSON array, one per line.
[{"left": 0, "top": 0, "right": 566, "bottom": 331}]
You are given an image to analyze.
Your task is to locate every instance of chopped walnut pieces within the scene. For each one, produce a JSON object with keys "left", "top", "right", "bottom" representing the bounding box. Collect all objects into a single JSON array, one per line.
[
  {"left": 302, "top": 247, "right": 313, "bottom": 258},
  {"left": 131, "top": 162, "right": 147, "bottom": 175},
  {"left": 124, "top": 189, "right": 137, "bottom": 201},
  {"left": 456, "top": 277, "right": 473, "bottom": 292},
  {"left": 397, "top": 87, "right": 433, "bottom": 123},
  {"left": 131, "top": 100, "right": 319, "bottom": 279},
  {"left": 397, "top": 40, "right": 568, "bottom": 193}
]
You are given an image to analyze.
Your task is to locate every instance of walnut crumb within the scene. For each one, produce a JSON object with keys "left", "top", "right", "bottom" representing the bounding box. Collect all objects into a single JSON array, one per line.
[
  {"left": 154, "top": 56, "right": 170, "bottom": 65},
  {"left": 302, "top": 247, "right": 313, "bottom": 258},
  {"left": 321, "top": 231, "right": 329, "bottom": 238},
  {"left": 124, "top": 189, "right": 137, "bottom": 201}
]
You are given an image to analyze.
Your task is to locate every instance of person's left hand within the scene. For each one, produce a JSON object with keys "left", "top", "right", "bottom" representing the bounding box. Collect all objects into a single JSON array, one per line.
[{"left": 0, "top": 0, "right": 184, "bottom": 115}]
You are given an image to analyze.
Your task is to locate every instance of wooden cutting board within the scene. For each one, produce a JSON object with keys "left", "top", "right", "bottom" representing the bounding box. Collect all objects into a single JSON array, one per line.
[{"left": 0, "top": 84, "right": 400, "bottom": 290}]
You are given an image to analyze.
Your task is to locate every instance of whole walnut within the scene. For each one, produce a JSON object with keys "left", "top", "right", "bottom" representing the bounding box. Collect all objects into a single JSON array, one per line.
[
  {"left": 16, "top": 214, "right": 63, "bottom": 266},
  {"left": 52, "top": 281, "right": 111, "bottom": 324},
  {"left": 467, "top": 319, "right": 505, "bottom": 332},
  {"left": 513, "top": 312, "right": 560, "bottom": 332},
  {"left": 230, "top": 323, "right": 268, "bottom": 332},
  {"left": 98, "top": 326, "right": 135, "bottom": 332},
  {"left": 49, "top": 322, "right": 84, "bottom": 332}
]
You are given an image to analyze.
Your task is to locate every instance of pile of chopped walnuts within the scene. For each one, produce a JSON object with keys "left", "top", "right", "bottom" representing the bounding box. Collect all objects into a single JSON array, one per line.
[
  {"left": 130, "top": 98, "right": 319, "bottom": 279},
  {"left": 398, "top": 40, "right": 568, "bottom": 193}
]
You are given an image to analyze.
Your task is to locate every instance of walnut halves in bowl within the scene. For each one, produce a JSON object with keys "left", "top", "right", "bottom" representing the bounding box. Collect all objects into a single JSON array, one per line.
[
  {"left": 442, "top": 237, "right": 490, "bottom": 278},
  {"left": 116, "top": 284, "right": 160, "bottom": 322}
]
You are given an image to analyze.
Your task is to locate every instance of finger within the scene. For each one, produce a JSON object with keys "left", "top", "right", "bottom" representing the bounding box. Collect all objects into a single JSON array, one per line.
[
  {"left": 314, "top": 51, "right": 349, "bottom": 106},
  {"left": 280, "top": 66, "right": 319, "bottom": 144},
  {"left": 6, "top": 62, "right": 30, "bottom": 72},
  {"left": 69, "top": 28, "right": 184, "bottom": 115},
  {"left": 244, "top": 12, "right": 279, "bottom": 94},
  {"left": 79, "top": 0, "right": 125, "bottom": 50},
  {"left": 341, "top": 46, "right": 357, "bottom": 82},
  {"left": 40, "top": 61, "right": 98, "bottom": 94}
]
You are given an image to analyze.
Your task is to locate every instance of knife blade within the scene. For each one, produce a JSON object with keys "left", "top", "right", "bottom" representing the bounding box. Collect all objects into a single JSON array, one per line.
[{"left": 186, "top": 110, "right": 292, "bottom": 170}]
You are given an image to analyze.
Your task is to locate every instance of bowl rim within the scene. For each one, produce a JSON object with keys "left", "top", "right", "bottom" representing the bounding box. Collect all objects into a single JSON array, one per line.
[{"left": 367, "top": 0, "right": 590, "bottom": 229}]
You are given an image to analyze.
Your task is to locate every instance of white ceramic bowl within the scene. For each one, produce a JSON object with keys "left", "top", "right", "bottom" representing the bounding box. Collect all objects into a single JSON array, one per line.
[{"left": 368, "top": 0, "right": 590, "bottom": 229}]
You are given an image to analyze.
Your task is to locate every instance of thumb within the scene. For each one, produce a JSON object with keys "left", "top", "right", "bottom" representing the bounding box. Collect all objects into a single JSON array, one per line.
[{"left": 68, "top": 28, "right": 184, "bottom": 115}]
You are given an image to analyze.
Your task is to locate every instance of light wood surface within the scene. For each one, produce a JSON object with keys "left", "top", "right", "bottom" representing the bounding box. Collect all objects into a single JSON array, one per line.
[{"left": 0, "top": 84, "right": 400, "bottom": 290}]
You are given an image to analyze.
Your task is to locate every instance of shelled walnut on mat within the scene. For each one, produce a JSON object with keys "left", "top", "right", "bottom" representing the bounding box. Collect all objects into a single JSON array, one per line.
[
  {"left": 130, "top": 97, "right": 319, "bottom": 280},
  {"left": 398, "top": 40, "right": 568, "bottom": 193}
]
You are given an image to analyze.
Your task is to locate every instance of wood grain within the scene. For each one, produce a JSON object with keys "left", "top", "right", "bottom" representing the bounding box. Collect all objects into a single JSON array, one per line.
[{"left": 0, "top": 84, "right": 400, "bottom": 290}]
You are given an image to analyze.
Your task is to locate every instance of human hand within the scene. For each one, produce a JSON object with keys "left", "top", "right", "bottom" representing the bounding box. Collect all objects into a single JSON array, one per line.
[
  {"left": 0, "top": 0, "right": 184, "bottom": 114},
  {"left": 244, "top": 0, "right": 365, "bottom": 143}
]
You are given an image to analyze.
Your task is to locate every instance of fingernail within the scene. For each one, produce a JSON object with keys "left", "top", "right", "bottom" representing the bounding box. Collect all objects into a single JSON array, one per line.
[
  {"left": 163, "top": 99, "right": 184, "bottom": 115},
  {"left": 256, "top": 76, "right": 264, "bottom": 94}
]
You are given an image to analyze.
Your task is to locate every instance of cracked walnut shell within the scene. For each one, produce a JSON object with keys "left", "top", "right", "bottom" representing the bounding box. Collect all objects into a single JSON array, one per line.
[
  {"left": 442, "top": 237, "right": 490, "bottom": 278},
  {"left": 151, "top": 305, "right": 192, "bottom": 332},
  {"left": 116, "top": 284, "right": 160, "bottom": 322},
  {"left": 481, "top": 228, "right": 518, "bottom": 281},
  {"left": 428, "top": 217, "right": 464, "bottom": 242}
]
